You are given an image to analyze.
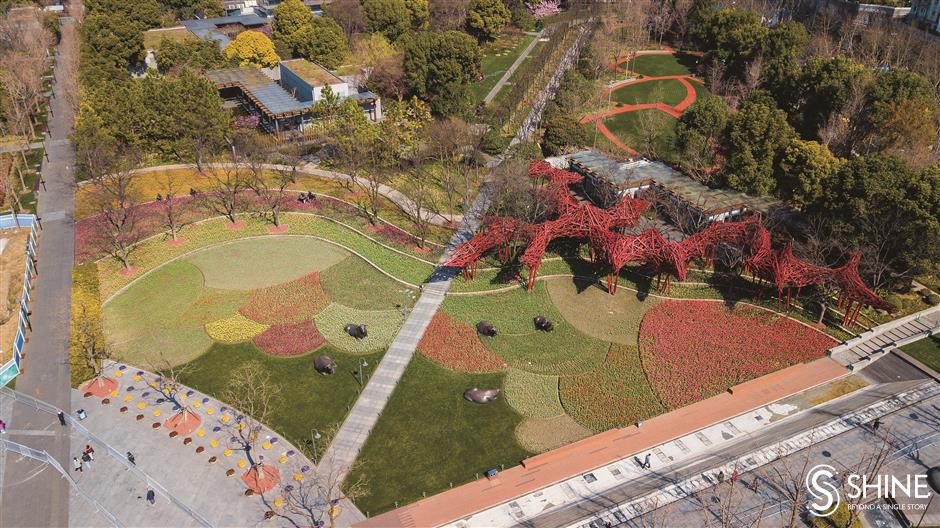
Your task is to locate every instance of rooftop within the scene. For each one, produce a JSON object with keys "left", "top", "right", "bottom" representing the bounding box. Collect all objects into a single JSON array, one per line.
[
  {"left": 568, "top": 150, "right": 781, "bottom": 216},
  {"left": 205, "top": 67, "right": 310, "bottom": 117},
  {"left": 280, "top": 58, "right": 345, "bottom": 87},
  {"left": 180, "top": 14, "right": 267, "bottom": 48}
]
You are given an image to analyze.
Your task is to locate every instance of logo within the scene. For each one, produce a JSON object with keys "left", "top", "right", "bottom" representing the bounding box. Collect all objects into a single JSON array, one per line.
[{"left": 806, "top": 464, "right": 840, "bottom": 517}]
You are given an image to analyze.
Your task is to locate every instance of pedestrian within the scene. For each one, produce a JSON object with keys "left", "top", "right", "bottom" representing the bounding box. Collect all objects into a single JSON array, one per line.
[
  {"left": 72, "top": 457, "right": 82, "bottom": 472},
  {"left": 751, "top": 477, "right": 760, "bottom": 493},
  {"left": 643, "top": 453, "right": 652, "bottom": 469},
  {"left": 717, "top": 470, "right": 725, "bottom": 483},
  {"left": 127, "top": 452, "right": 136, "bottom": 465},
  {"left": 84, "top": 445, "right": 95, "bottom": 461},
  {"left": 0, "top": 418, "right": 6, "bottom": 434},
  {"left": 872, "top": 418, "right": 882, "bottom": 431},
  {"left": 81, "top": 452, "right": 91, "bottom": 469},
  {"left": 146, "top": 489, "right": 155, "bottom": 505},
  {"left": 731, "top": 469, "right": 739, "bottom": 483}
]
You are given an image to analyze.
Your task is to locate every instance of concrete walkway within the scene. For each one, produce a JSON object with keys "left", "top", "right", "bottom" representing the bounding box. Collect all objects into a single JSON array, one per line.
[
  {"left": 830, "top": 305, "right": 940, "bottom": 369},
  {"left": 0, "top": 9, "right": 79, "bottom": 528},
  {"left": 0, "top": 141, "right": 43, "bottom": 154},
  {"left": 482, "top": 30, "right": 545, "bottom": 105}
]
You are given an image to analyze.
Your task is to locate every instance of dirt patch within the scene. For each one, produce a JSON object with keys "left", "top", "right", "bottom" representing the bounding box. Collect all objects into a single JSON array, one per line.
[{"left": 0, "top": 228, "right": 29, "bottom": 362}]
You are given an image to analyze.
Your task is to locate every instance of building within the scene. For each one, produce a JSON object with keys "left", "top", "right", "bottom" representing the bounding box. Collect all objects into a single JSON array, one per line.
[
  {"left": 179, "top": 13, "right": 269, "bottom": 48},
  {"left": 910, "top": 0, "right": 940, "bottom": 31},
  {"left": 812, "top": 0, "right": 911, "bottom": 25},
  {"left": 567, "top": 150, "right": 784, "bottom": 228},
  {"left": 204, "top": 59, "right": 381, "bottom": 135}
]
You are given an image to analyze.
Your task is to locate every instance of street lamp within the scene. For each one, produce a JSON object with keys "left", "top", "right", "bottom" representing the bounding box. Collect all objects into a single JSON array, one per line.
[
  {"left": 916, "top": 466, "right": 940, "bottom": 527},
  {"left": 358, "top": 359, "right": 369, "bottom": 387},
  {"left": 310, "top": 429, "right": 322, "bottom": 465}
]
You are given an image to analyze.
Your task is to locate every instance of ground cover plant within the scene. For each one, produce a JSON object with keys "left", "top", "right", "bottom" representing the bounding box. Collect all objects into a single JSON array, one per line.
[
  {"left": 502, "top": 368, "right": 564, "bottom": 418},
  {"left": 346, "top": 355, "right": 531, "bottom": 516},
  {"left": 901, "top": 335, "right": 940, "bottom": 374},
  {"left": 514, "top": 414, "right": 593, "bottom": 453},
  {"left": 417, "top": 312, "right": 506, "bottom": 372},
  {"left": 624, "top": 53, "right": 701, "bottom": 77},
  {"left": 610, "top": 79, "right": 688, "bottom": 106},
  {"left": 238, "top": 272, "right": 331, "bottom": 324},
  {"left": 602, "top": 109, "right": 680, "bottom": 160},
  {"left": 545, "top": 278, "right": 657, "bottom": 344},
  {"left": 252, "top": 320, "right": 326, "bottom": 356},
  {"left": 639, "top": 300, "right": 837, "bottom": 408},
  {"left": 319, "top": 256, "right": 414, "bottom": 311},
  {"left": 471, "top": 33, "right": 536, "bottom": 102},
  {"left": 205, "top": 313, "right": 268, "bottom": 343},
  {"left": 314, "top": 303, "right": 404, "bottom": 354}
]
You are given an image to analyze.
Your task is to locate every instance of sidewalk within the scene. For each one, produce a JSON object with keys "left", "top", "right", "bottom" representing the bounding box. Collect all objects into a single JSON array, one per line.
[{"left": 356, "top": 357, "right": 849, "bottom": 527}]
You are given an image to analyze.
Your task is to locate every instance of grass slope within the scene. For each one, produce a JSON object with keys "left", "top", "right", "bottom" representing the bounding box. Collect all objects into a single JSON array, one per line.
[
  {"left": 546, "top": 278, "right": 657, "bottom": 344},
  {"left": 627, "top": 53, "right": 699, "bottom": 77},
  {"left": 602, "top": 109, "right": 679, "bottom": 162},
  {"left": 901, "top": 335, "right": 940, "bottom": 374},
  {"left": 611, "top": 79, "right": 688, "bottom": 106},
  {"left": 320, "top": 255, "right": 415, "bottom": 310},
  {"left": 347, "top": 355, "right": 530, "bottom": 516},
  {"left": 472, "top": 34, "right": 536, "bottom": 102}
]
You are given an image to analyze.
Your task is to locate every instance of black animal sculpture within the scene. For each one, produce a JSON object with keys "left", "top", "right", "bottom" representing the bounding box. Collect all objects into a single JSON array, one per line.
[
  {"left": 476, "top": 321, "right": 497, "bottom": 337},
  {"left": 344, "top": 324, "right": 368, "bottom": 340},
  {"left": 534, "top": 315, "right": 554, "bottom": 332},
  {"left": 314, "top": 355, "right": 336, "bottom": 375},
  {"left": 464, "top": 388, "right": 500, "bottom": 404}
]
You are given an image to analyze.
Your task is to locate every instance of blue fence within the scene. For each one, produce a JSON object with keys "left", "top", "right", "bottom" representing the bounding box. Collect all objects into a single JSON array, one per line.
[{"left": 0, "top": 214, "right": 38, "bottom": 386}]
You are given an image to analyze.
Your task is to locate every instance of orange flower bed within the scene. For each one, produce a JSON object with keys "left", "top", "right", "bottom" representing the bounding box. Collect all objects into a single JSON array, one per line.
[
  {"left": 417, "top": 312, "right": 506, "bottom": 372},
  {"left": 253, "top": 320, "right": 326, "bottom": 356},
  {"left": 240, "top": 272, "right": 331, "bottom": 324}
]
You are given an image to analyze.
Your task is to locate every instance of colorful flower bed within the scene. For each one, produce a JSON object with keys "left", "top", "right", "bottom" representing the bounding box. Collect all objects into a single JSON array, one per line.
[
  {"left": 502, "top": 368, "right": 564, "bottom": 418},
  {"left": 560, "top": 343, "right": 665, "bottom": 432},
  {"left": 638, "top": 300, "right": 836, "bottom": 409},
  {"left": 239, "top": 272, "right": 331, "bottom": 325},
  {"left": 252, "top": 320, "right": 326, "bottom": 356},
  {"left": 314, "top": 303, "right": 405, "bottom": 354},
  {"left": 417, "top": 312, "right": 506, "bottom": 372},
  {"left": 205, "top": 313, "right": 269, "bottom": 343}
]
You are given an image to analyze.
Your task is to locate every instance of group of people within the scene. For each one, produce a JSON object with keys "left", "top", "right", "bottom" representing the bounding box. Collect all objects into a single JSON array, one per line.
[
  {"left": 296, "top": 191, "right": 317, "bottom": 203},
  {"left": 71, "top": 445, "right": 95, "bottom": 472}
]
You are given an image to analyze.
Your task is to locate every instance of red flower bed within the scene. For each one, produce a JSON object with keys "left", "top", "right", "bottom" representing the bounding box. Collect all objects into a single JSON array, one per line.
[
  {"left": 240, "top": 272, "right": 331, "bottom": 325},
  {"left": 639, "top": 300, "right": 836, "bottom": 408},
  {"left": 417, "top": 312, "right": 506, "bottom": 372},
  {"left": 253, "top": 320, "right": 326, "bottom": 356}
]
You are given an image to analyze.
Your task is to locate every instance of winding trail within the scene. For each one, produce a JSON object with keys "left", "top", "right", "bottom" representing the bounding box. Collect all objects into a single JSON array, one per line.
[{"left": 580, "top": 50, "right": 704, "bottom": 156}]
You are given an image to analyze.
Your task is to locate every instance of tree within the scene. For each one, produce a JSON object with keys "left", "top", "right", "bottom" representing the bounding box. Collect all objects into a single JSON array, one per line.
[
  {"left": 402, "top": 30, "right": 481, "bottom": 116},
  {"left": 91, "top": 153, "right": 144, "bottom": 270},
  {"left": 324, "top": 0, "right": 366, "bottom": 42},
  {"left": 858, "top": 68, "right": 939, "bottom": 161},
  {"left": 172, "top": 69, "right": 232, "bottom": 170},
  {"left": 430, "top": 0, "right": 472, "bottom": 30},
  {"left": 723, "top": 101, "right": 795, "bottom": 196},
  {"left": 790, "top": 56, "right": 867, "bottom": 139},
  {"left": 202, "top": 161, "right": 247, "bottom": 225},
  {"left": 272, "top": 0, "right": 314, "bottom": 57},
  {"left": 690, "top": 8, "right": 768, "bottom": 79},
  {"left": 74, "top": 303, "right": 112, "bottom": 388},
  {"left": 541, "top": 114, "right": 590, "bottom": 156},
  {"left": 220, "top": 361, "right": 281, "bottom": 471},
  {"left": 368, "top": 54, "right": 408, "bottom": 101},
  {"left": 363, "top": 0, "right": 425, "bottom": 42},
  {"left": 157, "top": 171, "right": 192, "bottom": 242},
  {"left": 350, "top": 33, "right": 397, "bottom": 84},
  {"left": 155, "top": 37, "right": 229, "bottom": 73},
  {"left": 425, "top": 116, "right": 480, "bottom": 215},
  {"left": 80, "top": 12, "right": 146, "bottom": 82},
  {"left": 224, "top": 30, "right": 280, "bottom": 68},
  {"left": 247, "top": 153, "right": 298, "bottom": 228},
  {"left": 466, "top": 0, "right": 511, "bottom": 42},
  {"left": 295, "top": 17, "right": 349, "bottom": 69},
  {"left": 145, "top": 353, "right": 198, "bottom": 430},
  {"left": 160, "top": 0, "right": 224, "bottom": 20},
  {"left": 775, "top": 139, "right": 843, "bottom": 208},
  {"left": 402, "top": 166, "right": 439, "bottom": 248}
]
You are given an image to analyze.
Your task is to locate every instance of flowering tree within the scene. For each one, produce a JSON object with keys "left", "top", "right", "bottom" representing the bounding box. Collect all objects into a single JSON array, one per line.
[{"left": 527, "top": 0, "right": 561, "bottom": 19}]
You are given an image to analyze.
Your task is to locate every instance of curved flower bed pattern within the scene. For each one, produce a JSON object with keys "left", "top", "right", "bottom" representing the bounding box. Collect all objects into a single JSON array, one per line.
[
  {"left": 253, "top": 320, "right": 326, "bottom": 356},
  {"left": 205, "top": 313, "right": 269, "bottom": 343},
  {"left": 417, "top": 312, "right": 506, "bottom": 372},
  {"left": 639, "top": 300, "right": 836, "bottom": 408},
  {"left": 239, "top": 272, "right": 331, "bottom": 324}
]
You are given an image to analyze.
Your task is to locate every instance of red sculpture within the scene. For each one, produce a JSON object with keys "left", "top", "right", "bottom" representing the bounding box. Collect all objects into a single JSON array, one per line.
[{"left": 448, "top": 161, "right": 893, "bottom": 327}]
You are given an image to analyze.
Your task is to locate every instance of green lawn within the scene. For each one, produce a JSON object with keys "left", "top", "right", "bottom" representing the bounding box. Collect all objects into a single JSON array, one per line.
[
  {"left": 442, "top": 282, "right": 610, "bottom": 375},
  {"left": 177, "top": 341, "right": 383, "bottom": 461},
  {"left": 627, "top": 52, "right": 700, "bottom": 77},
  {"left": 320, "top": 255, "right": 416, "bottom": 311},
  {"left": 611, "top": 79, "right": 688, "bottom": 107},
  {"left": 471, "top": 33, "right": 536, "bottom": 103},
  {"left": 901, "top": 335, "right": 940, "bottom": 374},
  {"left": 346, "top": 355, "right": 531, "bottom": 516},
  {"left": 602, "top": 108, "right": 680, "bottom": 162}
]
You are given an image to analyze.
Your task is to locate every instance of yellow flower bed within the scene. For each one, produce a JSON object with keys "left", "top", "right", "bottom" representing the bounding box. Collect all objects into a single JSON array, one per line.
[
  {"left": 137, "top": 402, "right": 146, "bottom": 409},
  {"left": 274, "top": 498, "right": 284, "bottom": 507},
  {"left": 223, "top": 449, "right": 232, "bottom": 456},
  {"left": 210, "top": 440, "right": 219, "bottom": 447},
  {"left": 238, "top": 460, "right": 247, "bottom": 468},
  {"left": 205, "top": 314, "right": 268, "bottom": 343}
]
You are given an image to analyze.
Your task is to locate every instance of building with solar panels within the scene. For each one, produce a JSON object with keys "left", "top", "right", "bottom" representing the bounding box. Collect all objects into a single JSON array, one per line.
[{"left": 204, "top": 59, "right": 382, "bottom": 135}]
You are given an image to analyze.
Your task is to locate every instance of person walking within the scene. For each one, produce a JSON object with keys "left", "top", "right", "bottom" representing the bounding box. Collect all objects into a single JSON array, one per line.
[
  {"left": 72, "top": 457, "right": 82, "bottom": 473},
  {"left": 146, "top": 489, "right": 155, "bottom": 505},
  {"left": 84, "top": 445, "right": 95, "bottom": 461},
  {"left": 643, "top": 453, "right": 652, "bottom": 469},
  {"left": 731, "top": 468, "right": 739, "bottom": 483},
  {"left": 717, "top": 470, "right": 725, "bottom": 483},
  {"left": 0, "top": 418, "right": 6, "bottom": 434},
  {"left": 81, "top": 452, "right": 91, "bottom": 469},
  {"left": 127, "top": 452, "right": 135, "bottom": 465}
]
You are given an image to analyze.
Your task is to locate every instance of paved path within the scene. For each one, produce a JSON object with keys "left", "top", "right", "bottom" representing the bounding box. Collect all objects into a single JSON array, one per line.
[
  {"left": 316, "top": 180, "right": 498, "bottom": 526},
  {"left": 830, "top": 305, "right": 940, "bottom": 368},
  {"left": 0, "top": 9, "right": 79, "bottom": 528},
  {"left": 482, "top": 29, "right": 545, "bottom": 105},
  {"left": 0, "top": 142, "right": 43, "bottom": 154}
]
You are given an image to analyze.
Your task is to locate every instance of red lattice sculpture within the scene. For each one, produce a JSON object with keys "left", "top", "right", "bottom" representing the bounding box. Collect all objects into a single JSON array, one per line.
[{"left": 448, "top": 161, "right": 893, "bottom": 327}]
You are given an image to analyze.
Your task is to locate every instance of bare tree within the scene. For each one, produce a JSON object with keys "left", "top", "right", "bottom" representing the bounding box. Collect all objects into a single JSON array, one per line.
[
  {"left": 202, "top": 163, "right": 247, "bottom": 225},
  {"left": 247, "top": 154, "right": 298, "bottom": 228},
  {"left": 359, "top": 169, "right": 388, "bottom": 224},
  {"left": 157, "top": 171, "right": 192, "bottom": 241},
  {"left": 260, "top": 434, "right": 367, "bottom": 528},
  {"left": 145, "top": 353, "right": 198, "bottom": 426},
  {"left": 91, "top": 153, "right": 144, "bottom": 270},
  {"left": 403, "top": 167, "right": 440, "bottom": 249},
  {"left": 219, "top": 361, "right": 280, "bottom": 471}
]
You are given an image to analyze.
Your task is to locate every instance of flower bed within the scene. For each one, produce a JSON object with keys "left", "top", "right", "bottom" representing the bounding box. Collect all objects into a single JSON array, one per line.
[
  {"left": 417, "top": 312, "right": 506, "bottom": 372},
  {"left": 205, "top": 313, "right": 269, "bottom": 343},
  {"left": 638, "top": 300, "right": 836, "bottom": 409},
  {"left": 314, "top": 303, "right": 404, "bottom": 354},
  {"left": 502, "top": 368, "right": 564, "bottom": 418},
  {"left": 560, "top": 343, "right": 665, "bottom": 432},
  {"left": 239, "top": 272, "right": 331, "bottom": 325},
  {"left": 252, "top": 320, "right": 326, "bottom": 356}
]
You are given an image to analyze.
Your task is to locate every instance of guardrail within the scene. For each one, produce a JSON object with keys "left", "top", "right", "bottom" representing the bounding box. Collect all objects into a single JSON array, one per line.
[
  {"left": 0, "top": 213, "right": 39, "bottom": 386},
  {"left": 0, "top": 386, "right": 213, "bottom": 527}
]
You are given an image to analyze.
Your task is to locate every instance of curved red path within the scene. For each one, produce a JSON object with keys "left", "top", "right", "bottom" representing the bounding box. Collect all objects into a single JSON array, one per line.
[{"left": 582, "top": 51, "right": 704, "bottom": 155}]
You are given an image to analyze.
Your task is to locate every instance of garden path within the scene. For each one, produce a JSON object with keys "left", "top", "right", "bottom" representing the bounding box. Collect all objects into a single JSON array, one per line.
[
  {"left": 0, "top": 9, "right": 80, "bottom": 528},
  {"left": 580, "top": 50, "right": 704, "bottom": 156},
  {"left": 483, "top": 28, "right": 545, "bottom": 104},
  {"left": 830, "top": 305, "right": 940, "bottom": 369}
]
